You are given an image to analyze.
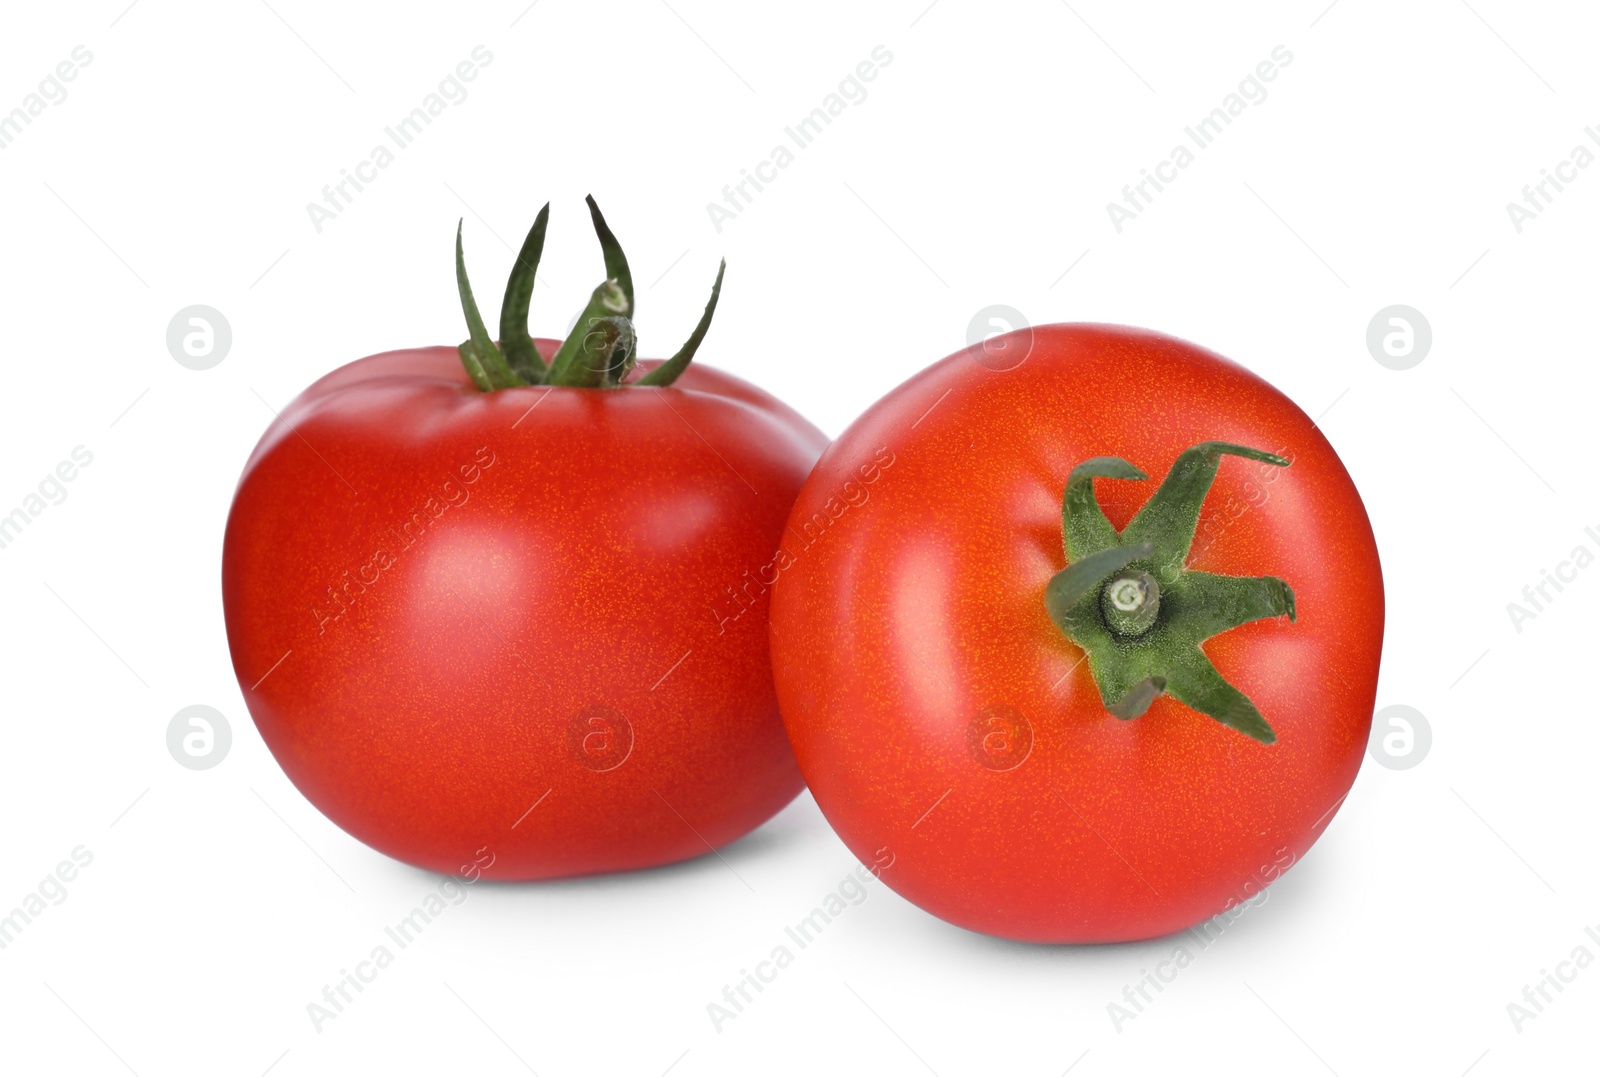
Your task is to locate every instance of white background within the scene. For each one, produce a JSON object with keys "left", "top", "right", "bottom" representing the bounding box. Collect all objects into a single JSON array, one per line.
[{"left": 2, "top": 0, "right": 1596, "bottom": 1073}]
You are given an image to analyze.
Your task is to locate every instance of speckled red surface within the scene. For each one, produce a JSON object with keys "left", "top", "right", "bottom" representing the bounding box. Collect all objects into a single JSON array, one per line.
[
  {"left": 223, "top": 341, "right": 826, "bottom": 879},
  {"left": 770, "top": 324, "right": 1384, "bottom": 943}
]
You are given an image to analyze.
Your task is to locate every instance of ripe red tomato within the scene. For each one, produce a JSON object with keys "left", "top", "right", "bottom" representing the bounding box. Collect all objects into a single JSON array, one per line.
[
  {"left": 769, "top": 324, "right": 1383, "bottom": 942},
  {"left": 224, "top": 200, "right": 825, "bottom": 879}
]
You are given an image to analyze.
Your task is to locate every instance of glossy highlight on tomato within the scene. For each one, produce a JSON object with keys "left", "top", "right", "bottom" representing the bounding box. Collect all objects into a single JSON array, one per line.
[{"left": 770, "top": 323, "right": 1383, "bottom": 943}]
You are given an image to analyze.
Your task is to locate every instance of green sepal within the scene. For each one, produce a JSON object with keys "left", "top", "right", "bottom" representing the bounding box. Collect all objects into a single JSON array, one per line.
[
  {"left": 1107, "top": 676, "right": 1167, "bottom": 720},
  {"left": 499, "top": 203, "right": 551, "bottom": 383},
  {"left": 1166, "top": 571, "right": 1296, "bottom": 640},
  {"left": 586, "top": 195, "right": 633, "bottom": 319},
  {"left": 1165, "top": 656, "right": 1277, "bottom": 744},
  {"left": 638, "top": 259, "right": 725, "bottom": 387},
  {"left": 455, "top": 220, "right": 523, "bottom": 390},
  {"left": 1063, "top": 456, "right": 1146, "bottom": 560},
  {"left": 1046, "top": 440, "right": 1295, "bottom": 744},
  {"left": 456, "top": 338, "right": 494, "bottom": 392},
  {"left": 1121, "top": 442, "right": 1289, "bottom": 585}
]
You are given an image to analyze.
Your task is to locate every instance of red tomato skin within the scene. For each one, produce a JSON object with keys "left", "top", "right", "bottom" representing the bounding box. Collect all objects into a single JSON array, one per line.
[
  {"left": 769, "top": 324, "right": 1384, "bottom": 943},
  {"left": 223, "top": 342, "right": 826, "bottom": 880}
]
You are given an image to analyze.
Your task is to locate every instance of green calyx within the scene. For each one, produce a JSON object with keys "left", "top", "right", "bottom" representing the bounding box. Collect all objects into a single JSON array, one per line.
[
  {"left": 1044, "top": 442, "right": 1297, "bottom": 744},
  {"left": 454, "top": 195, "right": 724, "bottom": 390}
]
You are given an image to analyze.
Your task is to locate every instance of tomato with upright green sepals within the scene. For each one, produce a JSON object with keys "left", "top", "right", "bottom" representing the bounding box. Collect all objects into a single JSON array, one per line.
[
  {"left": 769, "top": 324, "right": 1383, "bottom": 942},
  {"left": 223, "top": 199, "right": 825, "bottom": 879}
]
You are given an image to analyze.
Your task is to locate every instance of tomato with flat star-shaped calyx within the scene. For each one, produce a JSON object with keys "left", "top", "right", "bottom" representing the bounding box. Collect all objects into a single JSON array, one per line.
[{"left": 770, "top": 323, "right": 1383, "bottom": 942}]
